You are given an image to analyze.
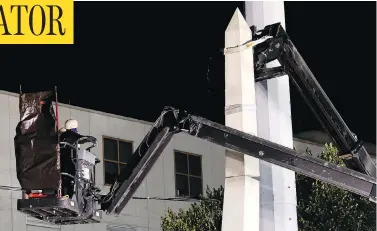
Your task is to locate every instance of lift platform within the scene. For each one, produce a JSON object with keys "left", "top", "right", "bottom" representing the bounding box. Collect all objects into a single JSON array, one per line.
[
  {"left": 14, "top": 89, "right": 102, "bottom": 225},
  {"left": 17, "top": 197, "right": 101, "bottom": 225}
]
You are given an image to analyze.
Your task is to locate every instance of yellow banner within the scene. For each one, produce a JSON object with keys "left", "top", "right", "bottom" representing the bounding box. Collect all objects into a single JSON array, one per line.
[{"left": 0, "top": 0, "right": 74, "bottom": 44}]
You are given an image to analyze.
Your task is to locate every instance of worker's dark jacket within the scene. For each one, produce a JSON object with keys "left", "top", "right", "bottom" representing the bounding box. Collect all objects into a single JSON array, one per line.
[{"left": 60, "top": 130, "right": 85, "bottom": 175}]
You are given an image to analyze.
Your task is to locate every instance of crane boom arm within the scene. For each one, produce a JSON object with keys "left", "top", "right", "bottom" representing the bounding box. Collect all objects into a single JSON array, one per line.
[
  {"left": 104, "top": 107, "right": 376, "bottom": 215},
  {"left": 103, "top": 23, "right": 377, "bottom": 215},
  {"left": 252, "top": 23, "right": 376, "bottom": 177}
]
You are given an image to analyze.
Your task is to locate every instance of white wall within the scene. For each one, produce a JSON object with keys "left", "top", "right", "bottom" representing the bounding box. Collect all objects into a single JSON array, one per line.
[
  {"left": 293, "top": 138, "right": 376, "bottom": 164},
  {"left": 0, "top": 91, "right": 226, "bottom": 231},
  {"left": 293, "top": 139, "right": 325, "bottom": 157}
]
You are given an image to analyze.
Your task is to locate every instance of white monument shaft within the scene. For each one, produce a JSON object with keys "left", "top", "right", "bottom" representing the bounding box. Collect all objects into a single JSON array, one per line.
[
  {"left": 245, "top": 2, "right": 298, "bottom": 231},
  {"left": 222, "top": 9, "right": 260, "bottom": 231}
]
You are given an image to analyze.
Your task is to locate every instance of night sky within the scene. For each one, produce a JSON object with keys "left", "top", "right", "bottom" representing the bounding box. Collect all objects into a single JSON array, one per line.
[{"left": 0, "top": 2, "right": 375, "bottom": 143}]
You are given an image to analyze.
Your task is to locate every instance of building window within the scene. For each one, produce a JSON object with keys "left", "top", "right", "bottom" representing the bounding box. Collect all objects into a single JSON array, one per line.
[
  {"left": 103, "top": 136, "right": 133, "bottom": 185},
  {"left": 174, "top": 151, "right": 203, "bottom": 198}
]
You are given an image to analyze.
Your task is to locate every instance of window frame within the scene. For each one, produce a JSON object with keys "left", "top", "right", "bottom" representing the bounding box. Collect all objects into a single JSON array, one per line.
[
  {"left": 173, "top": 150, "right": 203, "bottom": 198},
  {"left": 102, "top": 135, "right": 134, "bottom": 186}
]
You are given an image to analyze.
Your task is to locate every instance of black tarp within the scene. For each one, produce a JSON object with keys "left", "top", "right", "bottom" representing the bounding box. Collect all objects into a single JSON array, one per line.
[{"left": 14, "top": 91, "right": 60, "bottom": 191}]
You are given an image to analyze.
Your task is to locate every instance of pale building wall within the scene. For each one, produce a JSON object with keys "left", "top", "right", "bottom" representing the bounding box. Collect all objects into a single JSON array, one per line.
[
  {"left": 293, "top": 139, "right": 325, "bottom": 157},
  {"left": 293, "top": 133, "right": 376, "bottom": 164}
]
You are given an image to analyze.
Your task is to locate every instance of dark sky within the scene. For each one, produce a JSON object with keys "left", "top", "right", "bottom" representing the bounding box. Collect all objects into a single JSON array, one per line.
[{"left": 0, "top": 2, "right": 375, "bottom": 143}]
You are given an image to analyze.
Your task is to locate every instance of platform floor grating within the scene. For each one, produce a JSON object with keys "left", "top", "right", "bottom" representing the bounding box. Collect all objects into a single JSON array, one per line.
[{"left": 17, "top": 198, "right": 101, "bottom": 225}]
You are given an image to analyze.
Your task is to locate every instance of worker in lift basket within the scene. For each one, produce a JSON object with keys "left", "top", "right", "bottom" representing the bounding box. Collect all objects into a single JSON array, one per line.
[{"left": 60, "top": 119, "right": 85, "bottom": 198}]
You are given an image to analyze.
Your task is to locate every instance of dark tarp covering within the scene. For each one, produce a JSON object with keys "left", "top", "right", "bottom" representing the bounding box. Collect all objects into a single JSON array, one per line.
[{"left": 14, "top": 91, "right": 60, "bottom": 191}]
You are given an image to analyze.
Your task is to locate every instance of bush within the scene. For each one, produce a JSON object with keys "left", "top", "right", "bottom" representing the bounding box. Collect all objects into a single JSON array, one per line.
[
  {"left": 161, "top": 186, "right": 223, "bottom": 231},
  {"left": 296, "top": 143, "right": 376, "bottom": 231}
]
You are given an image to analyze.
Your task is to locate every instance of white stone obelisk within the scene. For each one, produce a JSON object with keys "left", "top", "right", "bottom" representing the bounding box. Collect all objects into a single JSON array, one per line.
[
  {"left": 245, "top": 2, "right": 298, "bottom": 231},
  {"left": 222, "top": 8, "right": 259, "bottom": 231}
]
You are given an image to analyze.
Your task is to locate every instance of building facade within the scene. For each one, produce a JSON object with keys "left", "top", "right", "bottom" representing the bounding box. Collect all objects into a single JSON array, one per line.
[
  {"left": 0, "top": 90, "right": 374, "bottom": 231},
  {"left": 0, "top": 90, "right": 226, "bottom": 231},
  {"left": 293, "top": 130, "right": 376, "bottom": 164}
]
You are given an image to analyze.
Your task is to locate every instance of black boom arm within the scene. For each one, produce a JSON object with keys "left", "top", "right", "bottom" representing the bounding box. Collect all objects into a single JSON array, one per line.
[
  {"left": 252, "top": 23, "right": 376, "bottom": 178},
  {"left": 103, "top": 23, "right": 377, "bottom": 215},
  {"left": 104, "top": 106, "right": 376, "bottom": 215}
]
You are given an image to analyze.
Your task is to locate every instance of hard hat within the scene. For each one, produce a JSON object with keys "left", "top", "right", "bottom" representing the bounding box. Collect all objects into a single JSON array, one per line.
[{"left": 65, "top": 119, "right": 78, "bottom": 130}]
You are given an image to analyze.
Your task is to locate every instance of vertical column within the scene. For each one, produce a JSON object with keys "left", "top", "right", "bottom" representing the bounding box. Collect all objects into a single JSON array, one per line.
[
  {"left": 244, "top": 2, "right": 298, "bottom": 231},
  {"left": 221, "top": 9, "right": 259, "bottom": 231}
]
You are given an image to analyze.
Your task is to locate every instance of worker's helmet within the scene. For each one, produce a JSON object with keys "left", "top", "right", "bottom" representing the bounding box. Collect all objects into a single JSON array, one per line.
[{"left": 65, "top": 119, "right": 78, "bottom": 132}]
